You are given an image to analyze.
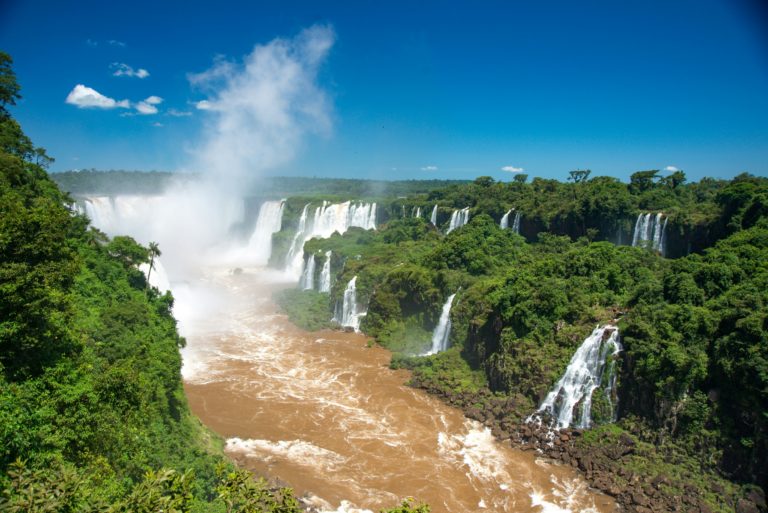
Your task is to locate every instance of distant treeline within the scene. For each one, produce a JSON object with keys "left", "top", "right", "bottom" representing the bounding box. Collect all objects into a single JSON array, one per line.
[{"left": 51, "top": 169, "right": 469, "bottom": 198}]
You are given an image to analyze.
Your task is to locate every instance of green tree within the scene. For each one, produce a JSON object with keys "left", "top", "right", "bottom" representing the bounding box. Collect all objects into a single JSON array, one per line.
[
  {"left": 146, "top": 241, "right": 161, "bottom": 287},
  {"left": 568, "top": 169, "right": 591, "bottom": 183},
  {"left": 0, "top": 52, "right": 21, "bottom": 117},
  {"left": 629, "top": 169, "right": 659, "bottom": 193}
]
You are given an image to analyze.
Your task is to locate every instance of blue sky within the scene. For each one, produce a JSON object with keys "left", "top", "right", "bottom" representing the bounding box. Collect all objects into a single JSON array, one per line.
[{"left": 1, "top": 0, "right": 767, "bottom": 182}]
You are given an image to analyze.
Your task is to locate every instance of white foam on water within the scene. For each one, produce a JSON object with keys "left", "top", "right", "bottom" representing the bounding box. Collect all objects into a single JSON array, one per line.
[
  {"left": 528, "top": 474, "right": 600, "bottom": 513},
  {"left": 226, "top": 437, "right": 347, "bottom": 473},
  {"left": 303, "top": 496, "right": 374, "bottom": 513}
]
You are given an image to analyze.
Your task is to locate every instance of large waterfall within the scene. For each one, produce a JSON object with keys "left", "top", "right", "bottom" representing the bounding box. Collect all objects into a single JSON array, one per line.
[
  {"left": 334, "top": 276, "right": 365, "bottom": 331},
  {"left": 300, "top": 254, "right": 316, "bottom": 290},
  {"left": 500, "top": 209, "right": 512, "bottom": 229},
  {"left": 631, "top": 213, "right": 667, "bottom": 255},
  {"left": 319, "top": 251, "right": 332, "bottom": 293},
  {"left": 285, "top": 201, "right": 377, "bottom": 276},
  {"left": 247, "top": 200, "right": 286, "bottom": 266},
  {"left": 536, "top": 325, "right": 623, "bottom": 430},
  {"left": 424, "top": 293, "right": 457, "bottom": 355},
  {"left": 430, "top": 204, "right": 438, "bottom": 225},
  {"left": 446, "top": 207, "right": 470, "bottom": 233}
]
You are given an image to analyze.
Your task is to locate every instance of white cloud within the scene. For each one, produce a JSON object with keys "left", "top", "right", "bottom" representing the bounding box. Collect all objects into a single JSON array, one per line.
[
  {"left": 152, "top": 122, "right": 164, "bottom": 127},
  {"left": 167, "top": 108, "right": 192, "bottom": 117},
  {"left": 111, "top": 63, "right": 149, "bottom": 78},
  {"left": 65, "top": 84, "right": 130, "bottom": 109},
  {"left": 135, "top": 101, "right": 158, "bottom": 115},
  {"left": 421, "top": 165, "right": 438, "bottom": 171},
  {"left": 501, "top": 165, "right": 525, "bottom": 173},
  {"left": 664, "top": 165, "right": 679, "bottom": 172},
  {"left": 108, "top": 39, "right": 126, "bottom": 47},
  {"left": 134, "top": 97, "right": 162, "bottom": 115},
  {"left": 194, "top": 100, "right": 212, "bottom": 110}
]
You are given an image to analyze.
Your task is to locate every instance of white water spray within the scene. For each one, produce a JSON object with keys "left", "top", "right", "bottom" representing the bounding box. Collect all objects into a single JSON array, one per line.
[
  {"left": 301, "top": 254, "right": 316, "bottom": 290},
  {"left": 285, "top": 201, "right": 377, "bottom": 277},
  {"left": 536, "top": 325, "right": 622, "bottom": 429},
  {"left": 335, "top": 276, "right": 365, "bottom": 332},
  {"left": 424, "top": 293, "right": 457, "bottom": 355},
  {"left": 319, "top": 251, "right": 332, "bottom": 293},
  {"left": 511, "top": 211, "right": 521, "bottom": 234},
  {"left": 247, "top": 200, "right": 286, "bottom": 266},
  {"left": 631, "top": 213, "right": 667, "bottom": 255},
  {"left": 430, "top": 204, "right": 438, "bottom": 225},
  {"left": 500, "top": 209, "right": 512, "bottom": 229},
  {"left": 446, "top": 208, "right": 470, "bottom": 233}
]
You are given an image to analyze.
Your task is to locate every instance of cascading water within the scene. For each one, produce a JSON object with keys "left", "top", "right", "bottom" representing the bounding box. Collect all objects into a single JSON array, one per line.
[
  {"left": 285, "top": 204, "right": 310, "bottom": 272},
  {"left": 535, "top": 325, "right": 623, "bottom": 430},
  {"left": 286, "top": 201, "right": 377, "bottom": 277},
  {"left": 446, "top": 207, "right": 470, "bottom": 233},
  {"left": 247, "top": 200, "right": 286, "bottom": 266},
  {"left": 415, "top": 206, "right": 422, "bottom": 218},
  {"left": 631, "top": 213, "right": 667, "bottom": 255},
  {"left": 424, "top": 293, "right": 457, "bottom": 355},
  {"left": 500, "top": 209, "right": 512, "bottom": 229},
  {"left": 319, "top": 251, "right": 332, "bottom": 293},
  {"left": 300, "top": 254, "right": 316, "bottom": 290},
  {"left": 430, "top": 204, "right": 438, "bottom": 225},
  {"left": 335, "top": 276, "right": 365, "bottom": 332},
  {"left": 511, "top": 211, "right": 521, "bottom": 234}
]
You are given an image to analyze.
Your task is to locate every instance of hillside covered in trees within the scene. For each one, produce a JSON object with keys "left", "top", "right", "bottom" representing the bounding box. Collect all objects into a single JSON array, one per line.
[
  {"left": 279, "top": 173, "right": 768, "bottom": 512},
  {"left": 0, "top": 52, "right": 327, "bottom": 513}
]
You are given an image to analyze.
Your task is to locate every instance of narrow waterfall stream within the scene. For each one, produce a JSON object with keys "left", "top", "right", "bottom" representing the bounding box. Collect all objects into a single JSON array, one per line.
[
  {"left": 178, "top": 270, "right": 616, "bottom": 513},
  {"left": 424, "top": 293, "right": 456, "bottom": 355}
]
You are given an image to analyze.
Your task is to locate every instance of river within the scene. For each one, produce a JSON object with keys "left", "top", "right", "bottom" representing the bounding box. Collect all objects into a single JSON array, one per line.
[{"left": 176, "top": 268, "right": 616, "bottom": 513}]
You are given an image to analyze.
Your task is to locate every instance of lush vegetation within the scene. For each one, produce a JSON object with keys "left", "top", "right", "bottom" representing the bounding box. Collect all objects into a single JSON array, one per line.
[
  {"left": 282, "top": 172, "right": 768, "bottom": 510},
  {"left": 2, "top": 51, "right": 436, "bottom": 513}
]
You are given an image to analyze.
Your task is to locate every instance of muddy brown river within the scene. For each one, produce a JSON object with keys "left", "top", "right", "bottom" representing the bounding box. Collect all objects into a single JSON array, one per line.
[{"left": 176, "top": 268, "right": 616, "bottom": 513}]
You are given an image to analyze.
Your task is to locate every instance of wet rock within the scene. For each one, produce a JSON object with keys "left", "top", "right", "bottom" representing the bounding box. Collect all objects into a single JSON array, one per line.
[
  {"left": 632, "top": 491, "right": 651, "bottom": 507},
  {"left": 747, "top": 488, "right": 767, "bottom": 510},
  {"left": 736, "top": 499, "right": 760, "bottom": 513}
]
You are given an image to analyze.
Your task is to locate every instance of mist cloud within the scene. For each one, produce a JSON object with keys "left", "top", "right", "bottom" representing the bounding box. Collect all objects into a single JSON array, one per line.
[{"left": 188, "top": 24, "right": 335, "bottom": 183}]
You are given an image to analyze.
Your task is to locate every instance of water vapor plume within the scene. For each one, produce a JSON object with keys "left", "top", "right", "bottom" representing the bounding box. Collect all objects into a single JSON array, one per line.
[
  {"left": 188, "top": 24, "right": 334, "bottom": 188},
  {"left": 144, "top": 25, "right": 335, "bottom": 276}
]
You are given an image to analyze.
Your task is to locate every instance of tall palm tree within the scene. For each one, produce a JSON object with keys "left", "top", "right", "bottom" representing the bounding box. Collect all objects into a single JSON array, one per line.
[{"left": 146, "top": 241, "right": 161, "bottom": 287}]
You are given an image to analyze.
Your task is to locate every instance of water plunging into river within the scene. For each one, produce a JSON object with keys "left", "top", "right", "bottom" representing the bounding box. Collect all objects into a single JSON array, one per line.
[{"left": 177, "top": 269, "right": 615, "bottom": 513}]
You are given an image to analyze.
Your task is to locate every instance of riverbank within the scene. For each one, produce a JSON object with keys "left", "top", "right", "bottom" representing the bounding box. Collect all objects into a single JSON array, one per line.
[{"left": 406, "top": 367, "right": 766, "bottom": 513}]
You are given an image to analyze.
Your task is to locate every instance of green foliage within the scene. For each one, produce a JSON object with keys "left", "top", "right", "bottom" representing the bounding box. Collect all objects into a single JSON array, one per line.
[
  {"left": 274, "top": 289, "right": 333, "bottom": 332},
  {"left": 379, "top": 498, "right": 430, "bottom": 513}
]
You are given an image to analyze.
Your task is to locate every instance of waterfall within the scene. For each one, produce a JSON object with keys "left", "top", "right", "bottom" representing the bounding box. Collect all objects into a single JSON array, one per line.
[
  {"left": 246, "top": 200, "right": 285, "bottom": 266},
  {"left": 139, "top": 256, "right": 171, "bottom": 294},
  {"left": 657, "top": 217, "right": 668, "bottom": 256},
  {"left": 319, "top": 251, "right": 332, "bottom": 293},
  {"left": 446, "top": 207, "right": 470, "bottom": 233},
  {"left": 430, "top": 204, "right": 438, "bottom": 225},
  {"left": 631, "top": 213, "right": 667, "bottom": 255},
  {"left": 285, "top": 203, "right": 310, "bottom": 273},
  {"left": 300, "top": 254, "right": 316, "bottom": 290},
  {"left": 335, "top": 276, "right": 365, "bottom": 331},
  {"left": 511, "top": 211, "right": 521, "bottom": 234},
  {"left": 415, "top": 206, "right": 422, "bottom": 218},
  {"left": 536, "top": 325, "right": 623, "bottom": 429},
  {"left": 424, "top": 293, "right": 457, "bottom": 355},
  {"left": 285, "top": 201, "right": 377, "bottom": 276},
  {"left": 500, "top": 209, "right": 512, "bottom": 229}
]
